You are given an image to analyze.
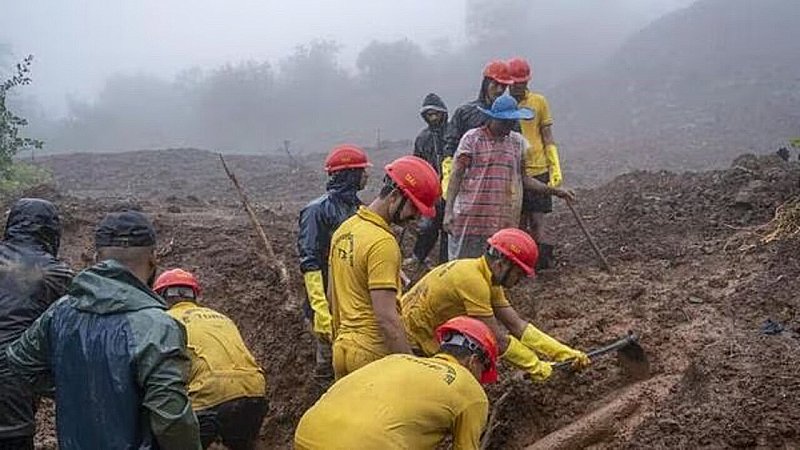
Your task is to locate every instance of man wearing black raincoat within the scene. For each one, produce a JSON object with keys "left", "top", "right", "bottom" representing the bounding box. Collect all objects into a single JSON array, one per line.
[
  {"left": 408, "top": 93, "right": 449, "bottom": 266},
  {"left": 5, "top": 210, "right": 201, "bottom": 450},
  {"left": 297, "top": 145, "right": 370, "bottom": 389},
  {"left": 0, "top": 199, "right": 72, "bottom": 450}
]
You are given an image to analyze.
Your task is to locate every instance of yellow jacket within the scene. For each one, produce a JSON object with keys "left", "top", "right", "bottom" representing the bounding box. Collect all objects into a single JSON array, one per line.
[
  {"left": 167, "top": 301, "right": 266, "bottom": 410},
  {"left": 401, "top": 257, "right": 509, "bottom": 355},
  {"left": 295, "top": 353, "right": 488, "bottom": 449},
  {"left": 328, "top": 206, "right": 402, "bottom": 356}
]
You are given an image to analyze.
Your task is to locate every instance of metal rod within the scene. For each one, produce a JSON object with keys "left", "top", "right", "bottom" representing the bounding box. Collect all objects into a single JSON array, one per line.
[{"left": 553, "top": 334, "right": 639, "bottom": 369}]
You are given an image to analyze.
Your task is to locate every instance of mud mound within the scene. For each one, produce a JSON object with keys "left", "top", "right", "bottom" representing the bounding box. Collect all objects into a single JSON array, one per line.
[
  {"left": 4, "top": 189, "right": 314, "bottom": 449},
  {"left": 483, "top": 155, "right": 800, "bottom": 449},
  {"left": 7, "top": 149, "right": 798, "bottom": 448},
  {"left": 37, "top": 148, "right": 326, "bottom": 206},
  {"left": 626, "top": 235, "right": 800, "bottom": 449}
]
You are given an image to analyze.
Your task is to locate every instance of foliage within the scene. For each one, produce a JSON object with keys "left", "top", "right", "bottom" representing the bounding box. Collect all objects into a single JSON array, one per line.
[
  {"left": 0, "top": 162, "right": 51, "bottom": 198},
  {"left": 0, "top": 55, "right": 42, "bottom": 175}
]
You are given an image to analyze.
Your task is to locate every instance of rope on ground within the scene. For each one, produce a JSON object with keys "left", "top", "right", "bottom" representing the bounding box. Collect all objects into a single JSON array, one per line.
[
  {"left": 761, "top": 197, "right": 800, "bottom": 243},
  {"left": 722, "top": 197, "right": 800, "bottom": 251},
  {"left": 219, "top": 154, "right": 289, "bottom": 285}
]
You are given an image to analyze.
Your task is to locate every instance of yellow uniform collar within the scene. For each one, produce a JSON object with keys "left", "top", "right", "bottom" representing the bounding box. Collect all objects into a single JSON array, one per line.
[
  {"left": 169, "top": 300, "right": 197, "bottom": 311},
  {"left": 476, "top": 256, "right": 496, "bottom": 286},
  {"left": 356, "top": 205, "right": 392, "bottom": 233},
  {"left": 432, "top": 353, "right": 460, "bottom": 365}
]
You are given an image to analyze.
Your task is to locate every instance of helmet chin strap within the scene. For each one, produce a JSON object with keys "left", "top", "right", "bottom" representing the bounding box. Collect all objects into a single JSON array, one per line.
[
  {"left": 498, "top": 264, "right": 513, "bottom": 287},
  {"left": 488, "top": 247, "right": 513, "bottom": 286},
  {"left": 391, "top": 193, "right": 408, "bottom": 225}
]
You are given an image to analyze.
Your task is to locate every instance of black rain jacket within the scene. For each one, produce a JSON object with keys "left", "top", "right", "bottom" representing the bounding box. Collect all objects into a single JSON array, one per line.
[
  {"left": 0, "top": 198, "right": 72, "bottom": 438},
  {"left": 413, "top": 93, "right": 449, "bottom": 175},
  {"left": 443, "top": 78, "right": 494, "bottom": 158},
  {"left": 297, "top": 170, "right": 363, "bottom": 286}
]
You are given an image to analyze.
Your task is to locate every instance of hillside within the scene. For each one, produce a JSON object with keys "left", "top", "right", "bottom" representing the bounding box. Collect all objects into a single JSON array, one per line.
[{"left": 555, "top": 0, "right": 800, "bottom": 185}]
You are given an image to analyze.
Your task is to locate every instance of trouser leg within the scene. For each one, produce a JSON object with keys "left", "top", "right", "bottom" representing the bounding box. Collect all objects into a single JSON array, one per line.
[
  {"left": 332, "top": 340, "right": 384, "bottom": 380},
  {"left": 196, "top": 407, "right": 221, "bottom": 449},
  {"left": 313, "top": 334, "right": 334, "bottom": 388},
  {"left": 215, "top": 397, "right": 269, "bottom": 450},
  {"left": 0, "top": 436, "right": 34, "bottom": 450}
]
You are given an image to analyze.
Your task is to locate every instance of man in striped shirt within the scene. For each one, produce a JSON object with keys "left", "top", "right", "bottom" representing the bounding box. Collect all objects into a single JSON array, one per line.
[{"left": 443, "top": 93, "right": 574, "bottom": 259}]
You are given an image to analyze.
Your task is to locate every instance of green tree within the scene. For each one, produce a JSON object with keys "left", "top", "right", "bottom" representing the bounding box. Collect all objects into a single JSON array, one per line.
[{"left": 0, "top": 55, "right": 42, "bottom": 175}]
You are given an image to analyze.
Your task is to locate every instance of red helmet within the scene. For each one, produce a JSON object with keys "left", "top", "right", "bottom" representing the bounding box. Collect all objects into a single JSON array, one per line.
[
  {"left": 436, "top": 316, "right": 499, "bottom": 384},
  {"left": 324, "top": 144, "right": 372, "bottom": 174},
  {"left": 487, "top": 228, "right": 538, "bottom": 276},
  {"left": 507, "top": 57, "right": 531, "bottom": 83},
  {"left": 482, "top": 60, "right": 514, "bottom": 85},
  {"left": 384, "top": 155, "right": 440, "bottom": 218},
  {"left": 154, "top": 268, "right": 201, "bottom": 296}
]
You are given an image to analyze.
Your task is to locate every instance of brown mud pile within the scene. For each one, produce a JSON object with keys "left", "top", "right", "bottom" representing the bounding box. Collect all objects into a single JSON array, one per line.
[{"left": 9, "top": 149, "right": 799, "bottom": 448}]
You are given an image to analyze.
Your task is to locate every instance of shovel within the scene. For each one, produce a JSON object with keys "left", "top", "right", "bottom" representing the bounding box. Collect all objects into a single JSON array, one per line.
[
  {"left": 566, "top": 201, "right": 612, "bottom": 273},
  {"left": 554, "top": 332, "right": 650, "bottom": 380}
]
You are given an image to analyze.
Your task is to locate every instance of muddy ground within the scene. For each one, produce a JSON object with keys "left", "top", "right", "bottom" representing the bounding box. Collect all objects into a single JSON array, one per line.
[{"left": 8, "top": 148, "right": 799, "bottom": 449}]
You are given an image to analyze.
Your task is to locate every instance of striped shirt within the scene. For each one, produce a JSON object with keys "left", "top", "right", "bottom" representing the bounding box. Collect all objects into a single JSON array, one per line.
[{"left": 451, "top": 126, "right": 525, "bottom": 237}]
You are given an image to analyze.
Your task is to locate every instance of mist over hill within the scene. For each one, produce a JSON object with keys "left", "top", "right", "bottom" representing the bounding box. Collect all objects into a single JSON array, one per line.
[
  {"left": 4, "top": 0, "right": 694, "bottom": 158},
  {"left": 7, "top": 0, "right": 798, "bottom": 183},
  {"left": 554, "top": 0, "right": 800, "bottom": 179}
]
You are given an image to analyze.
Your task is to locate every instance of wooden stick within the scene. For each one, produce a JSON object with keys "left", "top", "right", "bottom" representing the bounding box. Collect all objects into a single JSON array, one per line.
[
  {"left": 219, "top": 154, "right": 289, "bottom": 284},
  {"left": 480, "top": 389, "right": 513, "bottom": 450},
  {"left": 567, "top": 201, "right": 612, "bottom": 273}
]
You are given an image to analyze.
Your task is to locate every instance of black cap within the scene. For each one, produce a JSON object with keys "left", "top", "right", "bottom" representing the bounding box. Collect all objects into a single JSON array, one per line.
[{"left": 94, "top": 211, "right": 156, "bottom": 248}]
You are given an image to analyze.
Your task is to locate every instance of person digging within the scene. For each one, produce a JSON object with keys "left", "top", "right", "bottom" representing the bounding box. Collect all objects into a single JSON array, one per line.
[
  {"left": 401, "top": 228, "right": 590, "bottom": 382},
  {"left": 155, "top": 268, "right": 268, "bottom": 450},
  {"left": 294, "top": 316, "right": 498, "bottom": 450}
]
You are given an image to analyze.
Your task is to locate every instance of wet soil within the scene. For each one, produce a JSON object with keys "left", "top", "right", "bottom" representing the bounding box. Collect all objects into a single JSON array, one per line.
[{"left": 8, "top": 149, "right": 799, "bottom": 449}]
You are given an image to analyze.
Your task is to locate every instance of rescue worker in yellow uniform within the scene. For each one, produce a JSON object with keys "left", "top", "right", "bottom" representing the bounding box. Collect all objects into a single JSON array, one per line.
[
  {"left": 328, "top": 155, "right": 440, "bottom": 379},
  {"left": 154, "top": 269, "right": 267, "bottom": 450},
  {"left": 401, "top": 228, "right": 589, "bottom": 382},
  {"left": 294, "top": 316, "right": 497, "bottom": 450},
  {"left": 508, "top": 57, "right": 561, "bottom": 270}
]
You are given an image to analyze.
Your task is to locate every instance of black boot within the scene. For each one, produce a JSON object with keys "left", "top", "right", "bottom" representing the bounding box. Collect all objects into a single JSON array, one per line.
[{"left": 536, "top": 243, "right": 555, "bottom": 271}]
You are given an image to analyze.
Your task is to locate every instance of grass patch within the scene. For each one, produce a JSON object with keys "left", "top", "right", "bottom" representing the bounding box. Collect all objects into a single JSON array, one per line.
[{"left": 0, "top": 162, "right": 52, "bottom": 199}]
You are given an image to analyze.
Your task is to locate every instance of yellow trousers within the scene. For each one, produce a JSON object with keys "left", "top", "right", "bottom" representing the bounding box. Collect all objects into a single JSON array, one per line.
[{"left": 332, "top": 338, "right": 385, "bottom": 380}]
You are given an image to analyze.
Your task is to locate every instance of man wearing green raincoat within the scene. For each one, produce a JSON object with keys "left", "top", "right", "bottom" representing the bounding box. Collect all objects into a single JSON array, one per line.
[{"left": 5, "top": 210, "right": 201, "bottom": 450}]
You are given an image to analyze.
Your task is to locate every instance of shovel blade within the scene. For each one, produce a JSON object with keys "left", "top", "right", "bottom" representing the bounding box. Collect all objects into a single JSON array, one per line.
[{"left": 617, "top": 340, "right": 651, "bottom": 380}]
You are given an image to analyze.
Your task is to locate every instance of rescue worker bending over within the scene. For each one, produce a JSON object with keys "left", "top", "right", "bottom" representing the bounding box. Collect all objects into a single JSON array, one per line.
[
  {"left": 155, "top": 269, "right": 267, "bottom": 450},
  {"left": 328, "top": 155, "right": 440, "bottom": 379},
  {"left": 298, "top": 144, "right": 371, "bottom": 388},
  {"left": 295, "top": 316, "right": 497, "bottom": 450},
  {"left": 401, "top": 228, "right": 589, "bottom": 382}
]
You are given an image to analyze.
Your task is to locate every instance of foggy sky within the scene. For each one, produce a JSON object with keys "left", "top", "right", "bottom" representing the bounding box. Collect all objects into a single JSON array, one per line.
[{"left": 2, "top": 0, "right": 693, "bottom": 118}]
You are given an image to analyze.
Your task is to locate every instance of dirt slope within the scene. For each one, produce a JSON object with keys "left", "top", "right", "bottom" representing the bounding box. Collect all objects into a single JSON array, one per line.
[{"left": 8, "top": 149, "right": 799, "bottom": 448}]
